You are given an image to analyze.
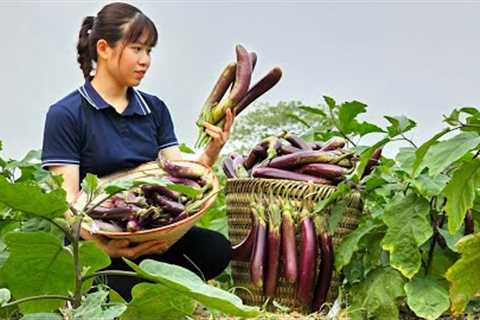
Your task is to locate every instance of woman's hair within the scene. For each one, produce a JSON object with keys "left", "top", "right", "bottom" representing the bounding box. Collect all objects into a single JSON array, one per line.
[{"left": 76, "top": 2, "right": 158, "bottom": 80}]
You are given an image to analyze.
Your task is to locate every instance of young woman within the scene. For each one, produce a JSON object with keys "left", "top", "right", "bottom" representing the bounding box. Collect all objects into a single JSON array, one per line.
[{"left": 41, "top": 2, "right": 234, "bottom": 300}]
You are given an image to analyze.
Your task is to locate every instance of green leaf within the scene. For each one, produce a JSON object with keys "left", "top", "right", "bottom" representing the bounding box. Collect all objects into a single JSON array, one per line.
[
  {"left": 81, "top": 173, "right": 99, "bottom": 202},
  {"left": 385, "top": 115, "right": 416, "bottom": 137},
  {"left": 285, "top": 113, "right": 310, "bottom": 128},
  {"left": 103, "top": 177, "right": 169, "bottom": 195},
  {"left": 167, "top": 183, "right": 201, "bottom": 199},
  {"left": 120, "top": 283, "right": 195, "bottom": 320},
  {"left": 299, "top": 106, "right": 326, "bottom": 117},
  {"left": 313, "top": 182, "right": 349, "bottom": 214},
  {"left": 354, "top": 121, "right": 385, "bottom": 137},
  {"left": 437, "top": 228, "right": 464, "bottom": 253},
  {"left": 125, "top": 259, "right": 260, "bottom": 318},
  {"left": 337, "top": 100, "right": 367, "bottom": 133},
  {"left": 405, "top": 276, "right": 450, "bottom": 320},
  {"left": 382, "top": 193, "right": 432, "bottom": 279},
  {"left": 72, "top": 289, "right": 127, "bottom": 320},
  {"left": 348, "top": 267, "right": 405, "bottom": 320},
  {"left": 413, "top": 174, "right": 449, "bottom": 199},
  {"left": 0, "top": 176, "right": 67, "bottom": 220},
  {"left": 443, "top": 159, "right": 480, "bottom": 234},
  {"left": 335, "top": 217, "right": 384, "bottom": 272},
  {"left": 1, "top": 232, "right": 110, "bottom": 313},
  {"left": 20, "top": 313, "right": 64, "bottom": 320},
  {"left": 444, "top": 109, "right": 461, "bottom": 126},
  {"left": 423, "top": 132, "right": 480, "bottom": 176},
  {"left": 178, "top": 143, "right": 195, "bottom": 154},
  {"left": 323, "top": 95, "right": 336, "bottom": 110},
  {"left": 395, "top": 147, "right": 416, "bottom": 176},
  {"left": 0, "top": 288, "right": 10, "bottom": 306},
  {"left": 446, "top": 233, "right": 480, "bottom": 315}
]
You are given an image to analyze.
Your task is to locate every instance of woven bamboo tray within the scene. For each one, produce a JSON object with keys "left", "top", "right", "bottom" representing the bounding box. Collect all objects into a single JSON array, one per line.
[
  {"left": 226, "top": 178, "right": 363, "bottom": 313},
  {"left": 74, "top": 160, "right": 219, "bottom": 251}
]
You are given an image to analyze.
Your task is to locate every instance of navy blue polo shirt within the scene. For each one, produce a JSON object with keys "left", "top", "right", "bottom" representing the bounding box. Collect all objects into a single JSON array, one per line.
[{"left": 41, "top": 81, "right": 179, "bottom": 182}]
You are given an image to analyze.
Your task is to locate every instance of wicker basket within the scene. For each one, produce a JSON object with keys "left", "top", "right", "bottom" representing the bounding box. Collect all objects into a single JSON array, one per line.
[
  {"left": 226, "top": 178, "right": 363, "bottom": 312},
  {"left": 74, "top": 160, "right": 219, "bottom": 251}
]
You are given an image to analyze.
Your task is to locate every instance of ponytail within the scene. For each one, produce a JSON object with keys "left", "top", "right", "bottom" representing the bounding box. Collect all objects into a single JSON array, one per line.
[{"left": 76, "top": 16, "right": 96, "bottom": 81}]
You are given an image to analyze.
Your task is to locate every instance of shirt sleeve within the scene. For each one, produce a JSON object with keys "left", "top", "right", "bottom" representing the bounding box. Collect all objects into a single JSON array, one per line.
[
  {"left": 153, "top": 96, "right": 179, "bottom": 152},
  {"left": 41, "top": 104, "right": 81, "bottom": 168}
]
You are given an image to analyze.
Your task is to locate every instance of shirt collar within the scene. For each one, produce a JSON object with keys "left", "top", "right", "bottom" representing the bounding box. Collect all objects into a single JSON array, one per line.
[{"left": 78, "top": 81, "right": 151, "bottom": 116}]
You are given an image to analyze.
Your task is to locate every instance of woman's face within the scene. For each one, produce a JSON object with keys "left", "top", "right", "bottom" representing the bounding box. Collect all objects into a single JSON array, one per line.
[{"left": 106, "top": 32, "right": 152, "bottom": 87}]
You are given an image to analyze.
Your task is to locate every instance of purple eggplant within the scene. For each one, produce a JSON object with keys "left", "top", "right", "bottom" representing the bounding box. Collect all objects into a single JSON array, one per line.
[
  {"left": 252, "top": 167, "right": 332, "bottom": 185},
  {"left": 281, "top": 132, "right": 312, "bottom": 150},
  {"left": 295, "top": 163, "right": 348, "bottom": 181},
  {"left": 320, "top": 137, "right": 346, "bottom": 151},
  {"left": 153, "top": 194, "right": 185, "bottom": 216},
  {"left": 88, "top": 206, "right": 133, "bottom": 221},
  {"left": 297, "top": 211, "right": 318, "bottom": 308},
  {"left": 281, "top": 200, "right": 298, "bottom": 284},
  {"left": 250, "top": 205, "right": 267, "bottom": 288},
  {"left": 160, "top": 159, "right": 207, "bottom": 179},
  {"left": 264, "top": 201, "right": 282, "bottom": 297},
  {"left": 268, "top": 150, "right": 347, "bottom": 170},
  {"left": 277, "top": 143, "right": 302, "bottom": 155},
  {"left": 141, "top": 184, "right": 180, "bottom": 201},
  {"left": 313, "top": 232, "right": 333, "bottom": 311},
  {"left": 465, "top": 210, "right": 475, "bottom": 235}
]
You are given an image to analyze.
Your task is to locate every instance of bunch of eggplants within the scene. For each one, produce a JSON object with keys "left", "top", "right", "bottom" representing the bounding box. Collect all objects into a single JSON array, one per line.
[
  {"left": 232, "top": 196, "right": 338, "bottom": 311},
  {"left": 223, "top": 132, "right": 382, "bottom": 184},
  {"left": 88, "top": 160, "right": 212, "bottom": 233}
]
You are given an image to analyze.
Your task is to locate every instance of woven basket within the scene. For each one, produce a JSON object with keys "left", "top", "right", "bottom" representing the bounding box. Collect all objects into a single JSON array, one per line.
[
  {"left": 226, "top": 178, "right": 363, "bottom": 312},
  {"left": 74, "top": 160, "right": 219, "bottom": 251}
]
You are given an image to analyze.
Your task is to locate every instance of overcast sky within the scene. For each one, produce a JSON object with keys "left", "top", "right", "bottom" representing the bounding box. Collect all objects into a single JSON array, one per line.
[{"left": 0, "top": 1, "right": 479, "bottom": 159}]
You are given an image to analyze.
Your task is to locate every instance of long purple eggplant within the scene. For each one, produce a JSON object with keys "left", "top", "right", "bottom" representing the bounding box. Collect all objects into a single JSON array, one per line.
[
  {"left": 250, "top": 205, "right": 267, "bottom": 288},
  {"left": 252, "top": 167, "right": 333, "bottom": 185},
  {"left": 88, "top": 207, "right": 133, "bottom": 221},
  {"left": 281, "top": 132, "right": 312, "bottom": 150},
  {"left": 297, "top": 210, "right": 318, "bottom": 308},
  {"left": 222, "top": 156, "right": 236, "bottom": 178},
  {"left": 153, "top": 194, "right": 185, "bottom": 216},
  {"left": 295, "top": 163, "right": 348, "bottom": 181},
  {"left": 243, "top": 142, "right": 269, "bottom": 170},
  {"left": 313, "top": 232, "right": 333, "bottom": 311},
  {"left": 320, "top": 137, "right": 346, "bottom": 151},
  {"left": 281, "top": 200, "right": 298, "bottom": 284},
  {"left": 265, "top": 201, "right": 282, "bottom": 297},
  {"left": 268, "top": 150, "right": 348, "bottom": 170},
  {"left": 232, "top": 210, "right": 258, "bottom": 261},
  {"left": 160, "top": 159, "right": 207, "bottom": 179},
  {"left": 362, "top": 147, "right": 383, "bottom": 177},
  {"left": 465, "top": 210, "right": 475, "bottom": 235},
  {"left": 141, "top": 184, "right": 180, "bottom": 201},
  {"left": 277, "top": 143, "right": 301, "bottom": 155},
  {"left": 230, "top": 153, "right": 249, "bottom": 178}
]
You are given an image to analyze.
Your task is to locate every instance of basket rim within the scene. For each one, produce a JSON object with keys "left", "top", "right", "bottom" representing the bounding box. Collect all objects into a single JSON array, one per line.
[{"left": 74, "top": 160, "right": 219, "bottom": 238}]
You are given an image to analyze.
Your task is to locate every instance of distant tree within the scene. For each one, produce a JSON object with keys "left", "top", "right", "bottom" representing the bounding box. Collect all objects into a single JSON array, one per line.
[{"left": 224, "top": 100, "right": 332, "bottom": 154}]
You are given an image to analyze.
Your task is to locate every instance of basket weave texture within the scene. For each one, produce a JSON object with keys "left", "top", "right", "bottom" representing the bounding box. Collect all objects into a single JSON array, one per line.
[{"left": 226, "top": 178, "right": 363, "bottom": 312}]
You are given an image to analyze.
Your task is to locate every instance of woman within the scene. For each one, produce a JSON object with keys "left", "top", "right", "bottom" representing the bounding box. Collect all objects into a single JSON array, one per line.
[{"left": 41, "top": 2, "right": 233, "bottom": 300}]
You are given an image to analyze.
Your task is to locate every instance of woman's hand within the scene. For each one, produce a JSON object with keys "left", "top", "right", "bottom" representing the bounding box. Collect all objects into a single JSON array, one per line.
[
  {"left": 80, "top": 228, "right": 167, "bottom": 259},
  {"left": 198, "top": 108, "right": 234, "bottom": 167}
]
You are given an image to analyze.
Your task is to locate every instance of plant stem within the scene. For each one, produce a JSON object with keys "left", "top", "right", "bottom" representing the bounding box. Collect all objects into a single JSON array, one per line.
[
  {"left": 81, "top": 270, "right": 139, "bottom": 283},
  {"left": 400, "top": 134, "right": 418, "bottom": 149},
  {"left": 1, "top": 295, "right": 73, "bottom": 309},
  {"left": 72, "top": 219, "right": 83, "bottom": 308}
]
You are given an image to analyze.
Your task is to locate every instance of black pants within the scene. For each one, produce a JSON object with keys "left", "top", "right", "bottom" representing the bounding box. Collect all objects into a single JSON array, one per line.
[{"left": 102, "top": 226, "right": 232, "bottom": 301}]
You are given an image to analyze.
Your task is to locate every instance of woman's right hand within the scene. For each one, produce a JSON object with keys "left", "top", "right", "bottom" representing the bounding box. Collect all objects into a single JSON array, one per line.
[{"left": 80, "top": 228, "right": 167, "bottom": 259}]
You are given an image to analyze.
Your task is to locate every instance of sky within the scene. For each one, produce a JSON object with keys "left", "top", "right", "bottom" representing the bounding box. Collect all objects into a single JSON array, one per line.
[{"left": 0, "top": 1, "right": 479, "bottom": 160}]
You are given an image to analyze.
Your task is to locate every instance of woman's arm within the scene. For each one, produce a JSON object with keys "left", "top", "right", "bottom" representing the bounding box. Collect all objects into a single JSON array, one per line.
[{"left": 49, "top": 165, "right": 81, "bottom": 203}]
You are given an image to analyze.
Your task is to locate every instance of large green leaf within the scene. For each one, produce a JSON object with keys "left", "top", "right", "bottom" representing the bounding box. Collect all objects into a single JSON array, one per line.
[
  {"left": 0, "top": 176, "right": 67, "bottom": 220},
  {"left": 1, "top": 232, "right": 110, "bottom": 313},
  {"left": 413, "top": 174, "right": 449, "bottom": 199},
  {"left": 395, "top": 147, "right": 416, "bottom": 176},
  {"left": 72, "top": 290, "right": 127, "bottom": 320},
  {"left": 405, "top": 276, "right": 450, "bottom": 320},
  {"left": 445, "top": 233, "right": 480, "bottom": 315},
  {"left": 423, "top": 132, "right": 480, "bottom": 176},
  {"left": 348, "top": 267, "right": 405, "bottom": 320},
  {"left": 125, "top": 259, "right": 260, "bottom": 318},
  {"left": 443, "top": 159, "right": 480, "bottom": 234},
  {"left": 20, "top": 313, "right": 64, "bottom": 320},
  {"left": 121, "top": 283, "right": 195, "bottom": 320},
  {"left": 381, "top": 193, "right": 432, "bottom": 279},
  {"left": 412, "top": 128, "right": 451, "bottom": 177},
  {"left": 335, "top": 217, "right": 384, "bottom": 272},
  {"left": 385, "top": 115, "right": 416, "bottom": 137}
]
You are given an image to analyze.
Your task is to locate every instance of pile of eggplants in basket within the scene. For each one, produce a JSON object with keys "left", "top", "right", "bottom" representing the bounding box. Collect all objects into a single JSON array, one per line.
[
  {"left": 87, "top": 160, "right": 214, "bottom": 233},
  {"left": 224, "top": 133, "right": 381, "bottom": 311}
]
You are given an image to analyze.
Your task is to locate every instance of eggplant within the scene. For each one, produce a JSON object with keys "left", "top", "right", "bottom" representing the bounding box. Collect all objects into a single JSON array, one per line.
[
  {"left": 313, "top": 232, "right": 334, "bottom": 311},
  {"left": 465, "top": 210, "right": 475, "bottom": 235},
  {"left": 363, "top": 148, "right": 383, "bottom": 177},
  {"left": 268, "top": 150, "right": 346, "bottom": 170},
  {"left": 243, "top": 141, "right": 269, "bottom": 170},
  {"left": 88, "top": 206, "right": 133, "bottom": 221},
  {"left": 230, "top": 67, "right": 282, "bottom": 119},
  {"left": 252, "top": 167, "right": 333, "bottom": 185},
  {"left": 222, "top": 156, "right": 236, "bottom": 178},
  {"left": 165, "top": 175, "right": 202, "bottom": 189},
  {"left": 297, "top": 213, "right": 318, "bottom": 308},
  {"left": 250, "top": 205, "right": 267, "bottom": 288},
  {"left": 141, "top": 184, "right": 180, "bottom": 201},
  {"left": 153, "top": 194, "right": 185, "bottom": 216},
  {"left": 281, "top": 200, "right": 298, "bottom": 284},
  {"left": 170, "top": 211, "right": 189, "bottom": 223},
  {"left": 309, "top": 142, "right": 324, "bottom": 150},
  {"left": 232, "top": 210, "right": 258, "bottom": 262},
  {"left": 264, "top": 201, "right": 282, "bottom": 297},
  {"left": 276, "top": 143, "right": 301, "bottom": 155},
  {"left": 281, "top": 132, "right": 312, "bottom": 150},
  {"left": 160, "top": 159, "right": 208, "bottom": 179},
  {"left": 320, "top": 137, "right": 346, "bottom": 151},
  {"left": 231, "top": 153, "right": 249, "bottom": 178},
  {"left": 295, "top": 163, "right": 347, "bottom": 181}
]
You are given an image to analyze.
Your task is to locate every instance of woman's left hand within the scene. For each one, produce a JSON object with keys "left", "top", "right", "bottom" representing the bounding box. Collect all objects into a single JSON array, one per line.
[{"left": 200, "top": 108, "right": 234, "bottom": 166}]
